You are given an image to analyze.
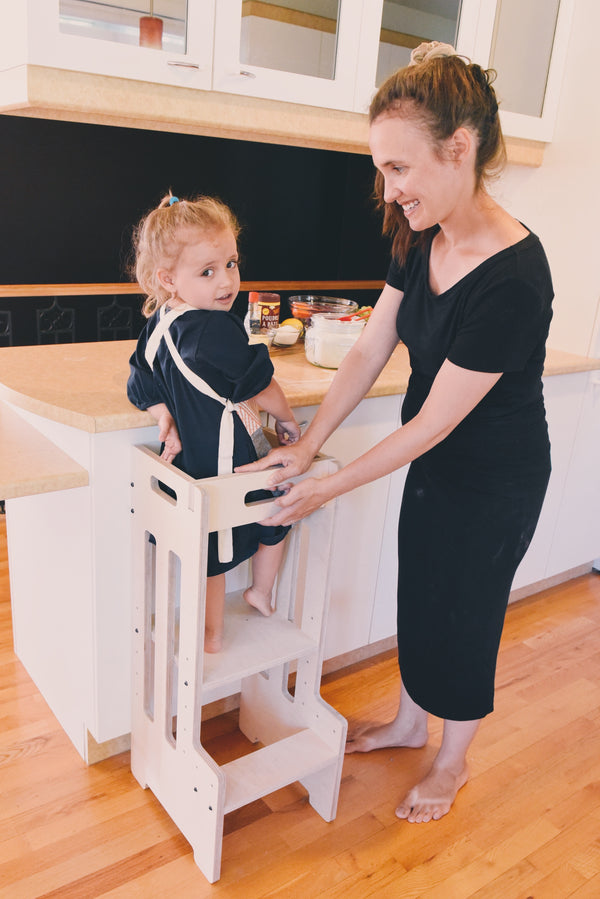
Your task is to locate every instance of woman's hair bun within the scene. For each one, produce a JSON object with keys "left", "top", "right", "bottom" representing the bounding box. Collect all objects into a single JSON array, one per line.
[{"left": 409, "top": 40, "right": 456, "bottom": 66}]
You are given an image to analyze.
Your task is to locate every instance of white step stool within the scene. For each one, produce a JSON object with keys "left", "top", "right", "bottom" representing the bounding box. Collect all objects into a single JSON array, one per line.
[{"left": 130, "top": 444, "right": 347, "bottom": 883}]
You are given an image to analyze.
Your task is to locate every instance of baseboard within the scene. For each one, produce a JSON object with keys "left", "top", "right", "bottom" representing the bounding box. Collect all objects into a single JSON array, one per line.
[{"left": 509, "top": 563, "right": 595, "bottom": 604}]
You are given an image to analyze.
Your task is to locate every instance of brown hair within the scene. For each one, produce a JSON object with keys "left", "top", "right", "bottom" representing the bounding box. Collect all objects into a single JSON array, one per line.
[
  {"left": 370, "top": 54, "right": 506, "bottom": 265},
  {"left": 132, "top": 194, "right": 241, "bottom": 317}
]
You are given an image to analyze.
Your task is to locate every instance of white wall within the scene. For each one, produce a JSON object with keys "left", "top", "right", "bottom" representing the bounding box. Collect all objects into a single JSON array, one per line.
[{"left": 493, "top": 0, "right": 600, "bottom": 358}]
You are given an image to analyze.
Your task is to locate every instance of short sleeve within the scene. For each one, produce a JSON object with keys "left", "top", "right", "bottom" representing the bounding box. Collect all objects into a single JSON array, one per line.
[
  {"left": 127, "top": 323, "right": 164, "bottom": 410},
  {"left": 386, "top": 255, "right": 406, "bottom": 292},
  {"left": 448, "top": 277, "right": 550, "bottom": 373}
]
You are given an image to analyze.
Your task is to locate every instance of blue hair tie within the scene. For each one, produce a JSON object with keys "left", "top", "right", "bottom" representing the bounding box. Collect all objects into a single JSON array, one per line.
[{"left": 169, "top": 196, "right": 179, "bottom": 206}]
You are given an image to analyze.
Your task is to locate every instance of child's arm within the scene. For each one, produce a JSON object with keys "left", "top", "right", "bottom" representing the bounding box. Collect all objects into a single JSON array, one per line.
[
  {"left": 147, "top": 403, "right": 182, "bottom": 463},
  {"left": 252, "top": 377, "right": 300, "bottom": 445}
]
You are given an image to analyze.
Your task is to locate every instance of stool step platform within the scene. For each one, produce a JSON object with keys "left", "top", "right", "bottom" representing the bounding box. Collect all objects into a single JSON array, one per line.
[{"left": 223, "top": 728, "right": 340, "bottom": 813}]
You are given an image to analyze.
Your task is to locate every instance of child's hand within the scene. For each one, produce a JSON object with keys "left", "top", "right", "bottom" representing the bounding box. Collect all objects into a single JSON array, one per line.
[
  {"left": 275, "top": 418, "right": 300, "bottom": 445},
  {"left": 158, "top": 410, "right": 182, "bottom": 463},
  {"left": 149, "top": 403, "right": 182, "bottom": 463}
]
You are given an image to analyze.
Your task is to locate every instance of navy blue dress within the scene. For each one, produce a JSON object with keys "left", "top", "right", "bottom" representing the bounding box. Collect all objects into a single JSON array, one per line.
[
  {"left": 387, "top": 229, "right": 553, "bottom": 720},
  {"left": 127, "top": 307, "right": 289, "bottom": 576}
]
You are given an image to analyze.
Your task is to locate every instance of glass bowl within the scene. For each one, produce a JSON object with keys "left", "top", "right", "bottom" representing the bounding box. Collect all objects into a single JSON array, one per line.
[{"left": 289, "top": 295, "right": 358, "bottom": 324}]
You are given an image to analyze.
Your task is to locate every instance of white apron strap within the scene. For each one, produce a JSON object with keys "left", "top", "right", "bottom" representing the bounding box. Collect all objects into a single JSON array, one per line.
[
  {"left": 144, "top": 303, "right": 193, "bottom": 370},
  {"left": 148, "top": 304, "right": 245, "bottom": 564}
]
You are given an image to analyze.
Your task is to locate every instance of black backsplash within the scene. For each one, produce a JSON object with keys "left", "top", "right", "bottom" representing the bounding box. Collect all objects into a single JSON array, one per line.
[{"left": 0, "top": 114, "right": 390, "bottom": 345}]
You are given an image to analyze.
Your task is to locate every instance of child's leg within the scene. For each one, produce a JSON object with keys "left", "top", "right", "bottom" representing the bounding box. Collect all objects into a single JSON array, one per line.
[
  {"left": 205, "top": 573, "right": 226, "bottom": 653},
  {"left": 244, "top": 540, "right": 286, "bottom": 617}
]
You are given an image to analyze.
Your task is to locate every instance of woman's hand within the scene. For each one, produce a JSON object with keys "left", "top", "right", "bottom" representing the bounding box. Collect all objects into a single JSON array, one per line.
[
  {"left": 259, "top": 475, "right": 333, "bottom": 527},
  {"left": 148, "top": 403, "right": 182, "bottom": 464},
  {"left": 235, "top": 435, "right": 316, "bottom": 487}
]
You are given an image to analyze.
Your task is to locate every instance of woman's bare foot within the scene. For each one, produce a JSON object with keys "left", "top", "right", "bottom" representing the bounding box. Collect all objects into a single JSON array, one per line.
[
  {"left": 345, "top": 717, "right": 428, "bottom": 754},
  {"left": 395, "top": 763, "right": 469, "bottom": 823},
  {"left": 244, "top": 586, "right": 273, "bottom": 617}
]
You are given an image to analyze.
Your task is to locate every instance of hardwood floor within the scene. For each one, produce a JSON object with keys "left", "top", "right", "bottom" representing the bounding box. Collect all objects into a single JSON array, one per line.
[{"left": 1, "top": 511, "right": 599, "bottom": 898}]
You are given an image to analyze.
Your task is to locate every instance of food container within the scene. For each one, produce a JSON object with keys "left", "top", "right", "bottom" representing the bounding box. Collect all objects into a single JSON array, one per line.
[
  {"left": 289, "top": 295, "right": 358, "bottom": 325},
  {"left": 248, "top": 327, "right": 276, "bottom": 348},
  {"left": 304, "top": 313, "right": 366, "bottom": 369},
  {"left": 272, "top": 324, "right": 301, "bottom": 346}
]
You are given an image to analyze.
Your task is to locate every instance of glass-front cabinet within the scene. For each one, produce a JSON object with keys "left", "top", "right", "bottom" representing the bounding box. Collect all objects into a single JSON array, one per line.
[
  {"left": 354, "top": 0, "right": 575, "bottom": 141},
  {"left": 353, "top": 0, "right": 483, "bottom": 112},
  {"left": 3, "top": 0, "right": 575, "bottom": 142},
  {"left": 11, "top": 0, "right": 213, "bottom": 90},
  {"left": 472, "top": 0, "right": 575, "bottom": 141},
  {"left": 213, "top": 0, "right": 364, "bottom": 111}
]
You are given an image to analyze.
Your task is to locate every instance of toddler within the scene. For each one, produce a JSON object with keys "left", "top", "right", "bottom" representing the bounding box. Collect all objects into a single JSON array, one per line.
[{"left": 127, "top": 194, "right": 300, "bottom": 652}]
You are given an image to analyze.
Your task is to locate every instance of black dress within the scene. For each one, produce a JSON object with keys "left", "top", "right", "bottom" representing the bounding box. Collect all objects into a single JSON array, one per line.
[
  {"left": 387, "top": 229, "right": 553, "bottom": 721},
  {"left": 127, "top": 308, "right": 289, "bottom": 576}
]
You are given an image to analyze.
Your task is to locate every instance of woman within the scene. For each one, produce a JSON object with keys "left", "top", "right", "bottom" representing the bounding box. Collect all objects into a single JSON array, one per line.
[{"left": 239, "top": 42, "right": 553, "bottom": 824}]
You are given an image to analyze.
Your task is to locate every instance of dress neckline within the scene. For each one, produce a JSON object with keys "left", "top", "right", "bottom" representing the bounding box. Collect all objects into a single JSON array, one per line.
[{"left": 425, "top": 227, "right": 535, "bottom": 299}]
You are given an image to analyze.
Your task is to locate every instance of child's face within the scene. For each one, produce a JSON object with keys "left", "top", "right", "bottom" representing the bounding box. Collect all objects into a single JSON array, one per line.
[{"left": 159, "top": 227, "right": 240, "bottom": 312}]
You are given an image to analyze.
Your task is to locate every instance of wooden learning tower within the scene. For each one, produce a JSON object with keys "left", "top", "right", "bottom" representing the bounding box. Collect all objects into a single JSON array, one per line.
[{"left": 130, "top": 444, "right": 347, "bottom": 883}]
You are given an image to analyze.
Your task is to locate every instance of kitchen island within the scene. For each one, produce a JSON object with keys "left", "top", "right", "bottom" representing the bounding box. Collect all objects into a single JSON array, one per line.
[{"left": 1, "top": 340, "right": 599, "bottom": 761}]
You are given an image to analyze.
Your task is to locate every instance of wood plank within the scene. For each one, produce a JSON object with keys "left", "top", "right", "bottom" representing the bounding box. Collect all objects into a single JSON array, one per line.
[
  {"left": 0, "top": 280, "right": 384, "bottom": 298},
  {"left": 223, "top": 730, "right": 338, "bottom": 813}
]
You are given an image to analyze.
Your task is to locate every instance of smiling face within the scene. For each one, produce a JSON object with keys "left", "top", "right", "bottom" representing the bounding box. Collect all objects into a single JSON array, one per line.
[
  {"left": 369, "top": 112, "right": 468, "bottom": 232},
  {"left": 158, "top": 226, "right": 240, "bottom": 312}
]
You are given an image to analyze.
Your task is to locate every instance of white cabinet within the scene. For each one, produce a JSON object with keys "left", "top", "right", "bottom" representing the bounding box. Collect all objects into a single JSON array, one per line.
[
  {"left": 213, "top": 0, "right": 364, "bottom": 112},
  {"left": 6, "top": 0, "right": 214, "bottom": 90},
  {"left": 471, "top": 0, "right": 576, "bottom": 141},
  {"left": 2, "top": 0, "right": 574, "bottom": 141},
  {"left": 512, "top": 370, "right": 600, "bottom": 590},
  {"left": 354, "top": 0, "right": 575, "bottom": 141},
  {"left": 292, "top": 392, "right": 404, "bottom": 659},
  {"left": 546, "top": 372, "right": 600, "bottom": 574}
]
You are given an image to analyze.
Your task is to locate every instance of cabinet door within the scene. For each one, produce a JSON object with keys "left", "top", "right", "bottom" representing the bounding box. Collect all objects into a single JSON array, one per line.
[
  {"left": 472, "top": 0, "right": 576, "bottom": 141},
  {"left": 547, "top": 372, "right": 600, "bottom": 574},
  {"left": 212, "top": 0, "right": 363, "bottom": 111},
  {"left": 21, "top": 0, "right": 213, "bottom": 90},
  {"left": 354, "top": 0, "right": 483, "bottom": 113},
  {"left": 511, "top": 374, "right": 583, "bottom": 590}
]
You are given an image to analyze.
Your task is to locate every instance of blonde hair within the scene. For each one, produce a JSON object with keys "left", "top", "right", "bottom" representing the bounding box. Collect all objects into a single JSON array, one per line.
[
  {"left": 132, "top": 194, "right": 241, "bottom": 317},
  {"left": 370, "top": 48, "right": 506, "bottom": 265}
]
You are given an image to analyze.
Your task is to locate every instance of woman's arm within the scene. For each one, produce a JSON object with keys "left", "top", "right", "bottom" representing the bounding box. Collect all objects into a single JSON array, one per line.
[
  {"left": 238, "top": 283, "right": 405, "bottom": 478},
  {"left": 259, "top": 359, "right": 502, "bottom": 526}
]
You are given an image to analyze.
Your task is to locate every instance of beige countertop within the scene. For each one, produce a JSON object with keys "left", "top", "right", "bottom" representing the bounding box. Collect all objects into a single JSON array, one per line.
[
  {"left": 0, "top": 400, "right": 88, "bottom": 499},
  {"left": 0, "top": 340, "right": 598, "bottom": 435}
]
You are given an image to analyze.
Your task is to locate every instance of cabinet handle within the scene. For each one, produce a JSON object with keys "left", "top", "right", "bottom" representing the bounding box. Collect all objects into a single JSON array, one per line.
[
  {"left": 239, "top": 70, "right": 257, "bottom": 79},
  {"left": 167, "top": 61, "right": 203, "bottom": 70}
]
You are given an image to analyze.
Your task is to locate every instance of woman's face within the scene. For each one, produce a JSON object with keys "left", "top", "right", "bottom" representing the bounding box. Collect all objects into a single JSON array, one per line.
[{"left": 369, "top": 113, "right": 465, "bottom": 231}]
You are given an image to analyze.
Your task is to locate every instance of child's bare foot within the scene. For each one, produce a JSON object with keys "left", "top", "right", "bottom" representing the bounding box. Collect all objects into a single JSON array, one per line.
[
  {"left": 345, "top": 718, "right": 428, "bottom": 754},
  {"left": 204, "top": 631, "right": 223, "bottom": 653},
  {"left": 395, "top": 763, "right": 469, "bottom": 823},
  {"left": 244, "top": 586, "right": 273, "bottom": 617}
]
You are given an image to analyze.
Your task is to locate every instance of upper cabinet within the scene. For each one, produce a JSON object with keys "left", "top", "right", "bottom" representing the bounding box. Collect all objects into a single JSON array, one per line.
[
  {"left": 472, "top": 0, "right": 576, "bottom": 141},
  {"left": 213, "top": 0, "right": 364, "bottom": 111},
  {"left": 2, "top": 0, "right": 575, "bottom": 144},
  {"left": 6, "top": 0, "right": 215, "bottom": 91},
  {"left": 353, "top": 0, "right": 575, "bottom": 142}
]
